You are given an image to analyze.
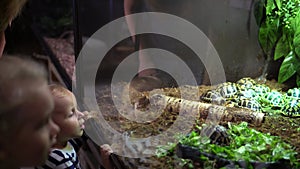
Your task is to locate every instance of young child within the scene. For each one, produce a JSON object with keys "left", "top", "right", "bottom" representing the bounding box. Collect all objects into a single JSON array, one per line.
[
  {"left": 31, "top": 84, "right": 86, "bottom": 169},
  {"left": 36, "top": 84, "right": 114, "bottom": 169},
  {"left": 0, "top": 56, "right": 60, "bottom": 169}
]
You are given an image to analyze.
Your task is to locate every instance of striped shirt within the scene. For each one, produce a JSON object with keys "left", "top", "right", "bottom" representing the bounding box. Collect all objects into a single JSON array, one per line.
[{"left": 36, "top": 141, "right": 81, "bottom": 169}]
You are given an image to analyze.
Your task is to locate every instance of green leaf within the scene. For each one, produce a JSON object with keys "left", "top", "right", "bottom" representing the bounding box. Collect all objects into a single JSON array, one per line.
[
  {"left": 291, "top": 11, "right": 300, "bottom": 56},
  {"left": 295, "top": 60, "right": 300, "bottom": 74},
  {"left": 254, "top": 0, "right": 266, "bottom": 26},
  {"left": 293, "top": 24, "right": 300, "bottom": 56},
  {"left": 256, "top": 143, "right": 267, "bottom": 151},
  {"left": 297, "top": 75, "right": 300, "bottom": 87},
  {"left": 278, "top": 52, "right": 297, "bottom": 83},
  {"left": 294, "top": 35, "right": 300, "bottom": 57},
  {"left": 275, "top": 0, "right": 281, "bottom": 10},
  {"left": 258, "top": 23, "right": 279, "bottom": 54},
  {"left": 266, "top": 0, "right": 276, "bottom": 15},
  {"left": 274, "top": 35, "right": 291, "bottom": 60}
]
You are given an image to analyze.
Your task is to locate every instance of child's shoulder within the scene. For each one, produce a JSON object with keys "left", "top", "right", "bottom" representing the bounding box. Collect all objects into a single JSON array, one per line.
[
  {"left": 48, "top": 142, "right": 79, "bottom": 164},
  {"left": 51, "top": 142, "right": 76, "bottom": 154},
  {"left": 69, "top": 138, "right": 82, "bottom": 151}
]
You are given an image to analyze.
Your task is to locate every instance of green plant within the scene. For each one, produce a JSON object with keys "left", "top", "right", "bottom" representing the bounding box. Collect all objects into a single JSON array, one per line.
[
  {"left": 32, "top": 0, "right": 73, "bottom": 37},
  {"left": 183, "top": 122, "right": 298, "bottom": 165},
  {"left": 255, "top": 0, "right": 300, "bottom": 86},
  {"left": 156, "top": 122, "right": 300, "bottom": 168}
]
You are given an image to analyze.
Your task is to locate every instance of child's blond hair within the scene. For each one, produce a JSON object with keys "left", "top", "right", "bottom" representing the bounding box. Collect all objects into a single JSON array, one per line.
[
  {"left": 49, "top": 84, "right": 71, "bottom": 99},
  {"left": 0, "top": 0, "right": 28, "bottom": 32},
  {"left": 48, "top": 84, "right": 77, "bottom": 117}
]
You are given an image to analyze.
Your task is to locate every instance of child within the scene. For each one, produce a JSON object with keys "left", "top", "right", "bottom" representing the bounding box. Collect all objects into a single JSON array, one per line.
[
  {"left": 0, "top": 0, "right": 28, "bottom": 56},
  {"left": 35, "top": 84, "right": 114, "bottom": 169},
  {"left": 0, "top": 56, "right": 60, "bottom": 169},
  {"left": 33, "top": 84, "right": 86, "bottom": 169}
]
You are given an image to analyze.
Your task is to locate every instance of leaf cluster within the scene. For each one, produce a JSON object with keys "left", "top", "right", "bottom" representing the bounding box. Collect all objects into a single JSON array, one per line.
[
  {"left": 255, "top": 0, "right": 300, "bottom": 86},
  {"left": 182, "top": 122, "right": 298, "bottom": 165},
  {"left": 156, "top": 122, "right": 299, "bottom": 168}
]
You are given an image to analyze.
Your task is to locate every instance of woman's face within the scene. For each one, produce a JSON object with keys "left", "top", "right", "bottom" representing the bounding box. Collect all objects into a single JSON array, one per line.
[{"left": 0, "top": 83, "right": 60, "bottom": 167}]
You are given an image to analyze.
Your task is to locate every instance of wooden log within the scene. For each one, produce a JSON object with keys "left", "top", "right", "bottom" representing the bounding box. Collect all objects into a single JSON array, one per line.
[{"left": 149, "top": 94, "right": 264, "bottom": 126}]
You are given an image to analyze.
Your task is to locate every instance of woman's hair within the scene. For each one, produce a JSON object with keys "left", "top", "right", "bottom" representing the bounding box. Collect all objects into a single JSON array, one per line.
[
  {"left": 0, "top": 0, "right": 28, "bottom": 32},
  {"left": 0, "top": 56, "right": 47, "bottom": 134}
]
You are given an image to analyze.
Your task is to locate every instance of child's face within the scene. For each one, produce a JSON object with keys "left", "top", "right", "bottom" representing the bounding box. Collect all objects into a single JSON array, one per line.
[
  {"left": 1, "top": 83, "right": 60, "bottom": 167},
  {"left": 52, "top": 92, "right": 85, "bottom": 142}
]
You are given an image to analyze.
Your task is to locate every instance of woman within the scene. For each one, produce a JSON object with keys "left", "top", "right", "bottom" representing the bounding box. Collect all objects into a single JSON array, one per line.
[{"left": 0, "top": 0, "right": 27, "bottom": 56}]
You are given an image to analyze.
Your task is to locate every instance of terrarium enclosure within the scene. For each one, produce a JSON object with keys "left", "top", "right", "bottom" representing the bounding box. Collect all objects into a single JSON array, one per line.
[
  {"left": 4, "top": 0, "right": 300, "bottom": 169},
  {"left": 76, "top": 0, "right": 300, "bottom": 168}
]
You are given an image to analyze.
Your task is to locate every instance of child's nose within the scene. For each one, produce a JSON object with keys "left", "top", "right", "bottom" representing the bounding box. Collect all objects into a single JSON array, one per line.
[{"left": 76, "top": 110, "right": 85, "bottom": 118}]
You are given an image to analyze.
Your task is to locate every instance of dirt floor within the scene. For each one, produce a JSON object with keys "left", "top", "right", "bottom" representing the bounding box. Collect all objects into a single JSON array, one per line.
[{"left": 92, "top": 79, "right": 300, "bottom": 169}]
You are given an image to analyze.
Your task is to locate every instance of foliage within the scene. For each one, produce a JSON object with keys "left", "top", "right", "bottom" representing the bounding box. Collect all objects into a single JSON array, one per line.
[
  {"left": 32, "top": 0, "right": 73, "bottom": 37},
  {"left": 156, "top": 142, "right": 194, "bottom": 168},
  {"left": 255, "top": 0, "right": 300, "bottom": 86},
  {"left": 156, "top": 122, "right": 300, "bottom": 168},
  {"left": 39, "top": 14, "right": 72, "bottom": 36}
]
